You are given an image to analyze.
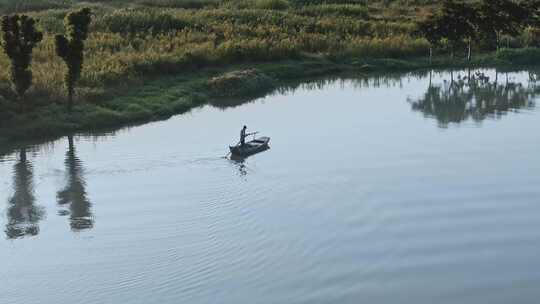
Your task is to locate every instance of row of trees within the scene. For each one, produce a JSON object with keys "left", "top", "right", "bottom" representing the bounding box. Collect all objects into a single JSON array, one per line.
[
  {"left": 0, "top": 8, "right": 92, "bottom": 111},
  {"left": 417, "top": 0, "right": 540, "bottom": 61}
]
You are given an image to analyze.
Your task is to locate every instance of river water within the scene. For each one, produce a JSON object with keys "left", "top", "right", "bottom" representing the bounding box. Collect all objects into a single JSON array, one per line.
[{"left": 1, "top": 69, "right": 539, "bottom": 304}]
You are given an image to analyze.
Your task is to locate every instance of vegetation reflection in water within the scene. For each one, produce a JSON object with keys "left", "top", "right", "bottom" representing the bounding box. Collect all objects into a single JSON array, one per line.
[
  {"left": 3, "top": 68, "right": 539, "bottom": 239},
  {"left": 409, "top": 69, "right": 539, "bottom": 128},
  {"left": 56, "top": 136, "right": 93, "bottom": 231},
  {"left": 210, "top": 68, "right": 540, "bottom": 125},
  {"left": 4, "top": 135, "right": 93, "bottom": 239},
  {"left": 5, "top": 148, "right": 44, "bottom": 239}
]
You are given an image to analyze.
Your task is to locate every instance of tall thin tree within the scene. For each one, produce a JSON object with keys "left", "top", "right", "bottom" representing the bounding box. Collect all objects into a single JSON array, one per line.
[
  {"left": 417, "top": 0, "right": 477, "bottom": 61},
  {"left": 417, "top": 12, "right": 443, "bottom": 63},
  {"left": 521, "top": 0, "right": 540, "bottom": 28},
  {"left": 55, "top": 8, "right": 92, "bottom": 111},
  {"left": 477, "top": 0, "right": 528, "bottom": 50},
  {"left": 439, "top": 0, "right": 476, "bottom": 59},
  {"left": 0, "top": 15, "right": 43, "bottom": 105}
]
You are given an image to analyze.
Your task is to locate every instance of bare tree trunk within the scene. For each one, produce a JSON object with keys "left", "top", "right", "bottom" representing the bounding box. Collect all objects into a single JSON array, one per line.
[
  {"left": 429, "top": 47, "right": 433, "bottom": 64},
  {"left": 467, "top": 39, "right": 472, "bottom": 62},
  {"left": 68, "top": 85, "right": 74, "bottom": 112}
]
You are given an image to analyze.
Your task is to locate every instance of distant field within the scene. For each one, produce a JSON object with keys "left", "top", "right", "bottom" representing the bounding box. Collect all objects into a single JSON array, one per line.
[{"left": 0, "top": 0, "right": 441, "bottom": 102}]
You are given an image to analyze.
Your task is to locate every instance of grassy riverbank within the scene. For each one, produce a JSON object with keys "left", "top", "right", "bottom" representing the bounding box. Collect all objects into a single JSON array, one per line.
[
  {"left": 0, "top": 0, "right": 539, "bottom": 145},
  {"left": 1, "top": 49, "right": 536, "bottom": 146}
]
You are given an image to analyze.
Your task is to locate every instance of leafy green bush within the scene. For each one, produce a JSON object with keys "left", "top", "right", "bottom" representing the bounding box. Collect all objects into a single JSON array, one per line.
[
  {"left": 0, "top": 95, "right": 16, "bottom": 123},
  {"left": 343, "top": 36, "right": 430, "bottom": 58},
  {"left": 254, "top": 0, "right": 290, "bottom": 10},
  {"left": 134, "top": 0, "right": 219, "bottom": 9},
  {"left": 295, "top": 4, "right": 368, "bottom": 18},
  {"left": 524, "top": 27, "right": 540, "bottom": 48},
  {"left": 208, "top": 69, "right": 276, "bottom": 97},
  {"left": 495, "top": 48, "right": 540, "bottom": 65},
  {"left": 0, "top": 0, "right": 72, "bottom": 14},
  {"left": 289, "top": 0, "right": 367, "bottom": 6},
  {"left": 95, "top": 9, "right": 192, "bottom": 34}
]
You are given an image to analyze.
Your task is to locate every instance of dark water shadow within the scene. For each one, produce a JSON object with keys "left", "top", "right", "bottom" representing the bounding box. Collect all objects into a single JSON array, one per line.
[
  {"left": 230, "top": 157, "right": 248, "bottom": 177},
  {"left": 5, "top": 148, "right": 45, "bottom": 239},
  {"left": 4, "top": 135, "right": 94, "bottom": 240},
  {"left": 408, "top": 69, "right": 539, "bottom": 128},
  {"left": 229, "top": 146, "right": 271, "bottom": 176},
  {"left": 56, "top": 135, "right": 94, "bottom": 231}
]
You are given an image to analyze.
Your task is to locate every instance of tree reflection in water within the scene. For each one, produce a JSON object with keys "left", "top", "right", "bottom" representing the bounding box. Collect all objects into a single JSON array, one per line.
[
  {"left": 57, "top": 136, "right": 94, "bottom": 231},
  {"left": 409, "top": 69, "right": 538, "bottom": 128},
  {"left": 5, "top": 148, "right": 44, "bottom": 239}
]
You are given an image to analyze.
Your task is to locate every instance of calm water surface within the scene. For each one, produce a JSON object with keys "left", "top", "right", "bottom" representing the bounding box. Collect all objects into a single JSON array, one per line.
[{"left": 1, "top": 69, "right": 540, "bottom": 304}]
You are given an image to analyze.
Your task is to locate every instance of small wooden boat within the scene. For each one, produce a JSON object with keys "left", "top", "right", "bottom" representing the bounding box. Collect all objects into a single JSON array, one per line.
[{"left": 230, "top": 137, "right": 270, "bottom": 157}]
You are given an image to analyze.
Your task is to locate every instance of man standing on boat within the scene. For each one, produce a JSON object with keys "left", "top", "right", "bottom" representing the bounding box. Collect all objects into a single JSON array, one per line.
[{"left": 240, "top": 125, "right": 255, "bottom": 146}]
